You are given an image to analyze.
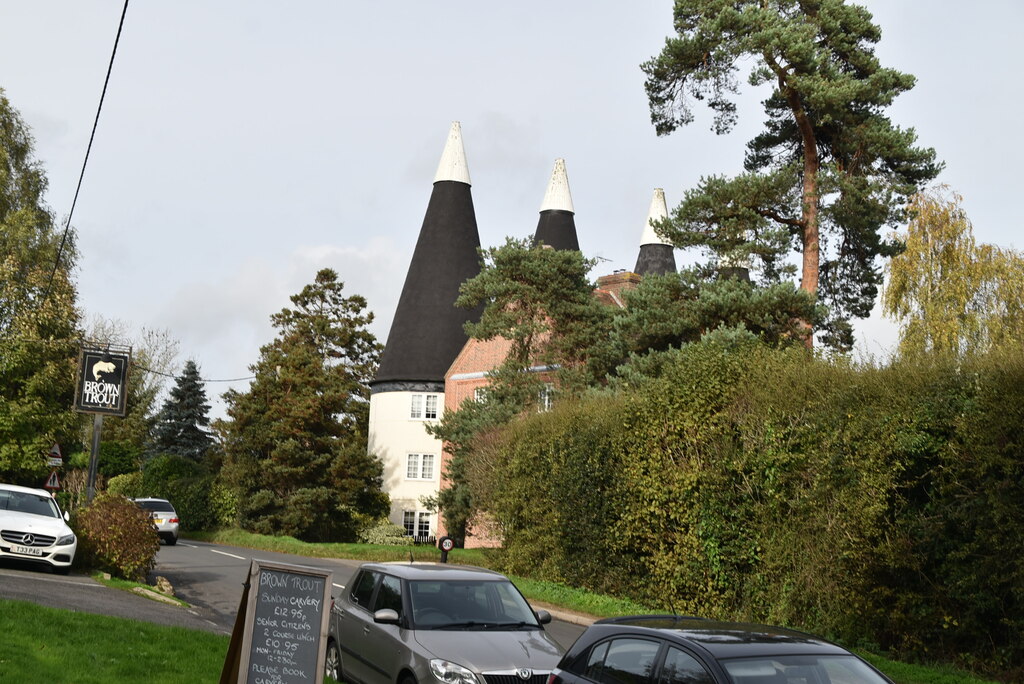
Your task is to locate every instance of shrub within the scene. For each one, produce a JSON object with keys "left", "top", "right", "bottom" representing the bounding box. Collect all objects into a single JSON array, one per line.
[
  {"left": 98, "top": 441, "right": 142, "bottom": 478},
  {"left": 141, "top": 453, "right": 202, "bottom": 497},
  {"left": 107, "top": 472, "right": 144, "bottom": 498},
  {"left": 209, "top": 479, "right": 239, "bottom": 528},
  {"left": 74, "top": 493, "right": 159, "bottom": 581},
  {"left": 358, "top": 520, "right": 414, "bottom": 546}
]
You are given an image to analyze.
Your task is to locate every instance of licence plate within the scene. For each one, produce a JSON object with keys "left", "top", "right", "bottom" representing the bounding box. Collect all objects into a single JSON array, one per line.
[
  {"left": 12, "top": 545, "right": 44, "bottom": 557},
  {"left": 154, "top": 519, "right": 164, "bottom": 524}
]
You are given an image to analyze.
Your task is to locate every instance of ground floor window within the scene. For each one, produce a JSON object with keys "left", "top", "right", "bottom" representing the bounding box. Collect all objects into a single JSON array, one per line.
[{"left": 403, "top": 510, "right": 432, "bottom": 541}]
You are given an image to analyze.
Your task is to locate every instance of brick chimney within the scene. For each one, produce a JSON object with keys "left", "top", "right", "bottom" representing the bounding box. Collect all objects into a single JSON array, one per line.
[{"left": 595, "top": 270, "right": 642, "bottom": 308}]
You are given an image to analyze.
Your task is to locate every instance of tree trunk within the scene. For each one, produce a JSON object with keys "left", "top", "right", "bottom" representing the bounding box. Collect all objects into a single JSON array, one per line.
[{"left": 776, "top": 65, "right": 820, "bottom": 348}]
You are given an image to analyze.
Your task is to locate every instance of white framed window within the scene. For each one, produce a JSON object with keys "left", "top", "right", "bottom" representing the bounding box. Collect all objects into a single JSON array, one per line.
[
  {"left": 410, "top": 393, "right": 440, "bottom": 420},
  {"left": 474, "top": 387, "right": 488, "bottom": 402},
  {"left": 417, "top": 513, "right": 431, "bottom": 538},
  {"left": 403, "top": 510, "right": 432, "bottom": 539},
  {"left": 403, "top": 510, "right": 416, "bottom": 536},
  {"left": 406, "top": 453, "right": 435, "bottom": 480}
]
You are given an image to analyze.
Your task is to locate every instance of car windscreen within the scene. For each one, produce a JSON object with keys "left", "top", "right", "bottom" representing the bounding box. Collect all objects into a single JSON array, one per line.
[
  {"left": 136, "top": 500, "right": 175, "bottom": 513},
  {"left": 0, "top": 490, "right": 60, "bottom": 518},
  {"left": 409, "top": 579, "right": 540, "bottom": 630},
  {"left": 723, "top": 655, "right": 889, "bottom": 684}
]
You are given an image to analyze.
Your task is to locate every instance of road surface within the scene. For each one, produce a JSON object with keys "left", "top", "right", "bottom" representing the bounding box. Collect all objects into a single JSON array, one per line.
[{"left": 1, "top": 540, "right": 590, "bottom": 648}]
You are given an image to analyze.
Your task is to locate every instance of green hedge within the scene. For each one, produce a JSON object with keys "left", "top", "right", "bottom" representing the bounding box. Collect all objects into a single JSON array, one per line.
[
  {"left": 139, "top": 454, "right": 238, "bottom": 531},
  {"left": 473, "top": 342, "right": 1023, "bottom": 679}
]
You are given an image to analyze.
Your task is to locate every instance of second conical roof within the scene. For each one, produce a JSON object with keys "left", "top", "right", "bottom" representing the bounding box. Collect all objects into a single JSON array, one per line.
[{"left": 533, "top": 159, "right": 580, "bottom": 251}]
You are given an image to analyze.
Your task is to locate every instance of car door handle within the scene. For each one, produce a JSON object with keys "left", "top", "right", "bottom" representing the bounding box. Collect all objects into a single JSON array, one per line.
[{"left": 363, "top": 626, "right": 371, "bottom": 635}]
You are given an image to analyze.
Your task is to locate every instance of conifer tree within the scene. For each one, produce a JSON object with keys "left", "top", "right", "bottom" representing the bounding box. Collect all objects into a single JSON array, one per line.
[
  {"left": 220, "top": 269, "right": 388, "bottom": 542},
  {"left": 150, "top": 360, "right": 213, "bottom": 462},
  {"left": 642, "top": 0, "right": 941, "bottom": 348},
  {"left": 428, "top": 239, "right": 611, "bottom": 540}
]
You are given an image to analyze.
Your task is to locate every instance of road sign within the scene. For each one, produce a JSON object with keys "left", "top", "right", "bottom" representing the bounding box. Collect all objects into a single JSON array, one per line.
[
  {"left": 44, "top": 443, "right": 63, "bottom": 467},
  {"left": 44, "top": 470, "right": 60, "bottom": 491}
]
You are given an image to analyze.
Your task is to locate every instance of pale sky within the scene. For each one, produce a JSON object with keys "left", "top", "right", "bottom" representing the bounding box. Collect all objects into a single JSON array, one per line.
[{"left": 2, "top": 1, "right": 1021, "bottom": 417}]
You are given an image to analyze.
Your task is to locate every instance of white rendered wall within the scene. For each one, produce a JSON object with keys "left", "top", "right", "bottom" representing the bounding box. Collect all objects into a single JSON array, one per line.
[{"left": 367, "top": 390, "right": 443, "bottom": 535}]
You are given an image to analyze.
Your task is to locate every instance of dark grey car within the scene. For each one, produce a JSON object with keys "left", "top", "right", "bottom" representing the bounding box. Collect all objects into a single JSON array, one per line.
[
  {"left": 326, "top": 562, "right": 564, "bottom": 684},
  {"left": 549, "top": 615, "right": 894, "bottom": 684}
]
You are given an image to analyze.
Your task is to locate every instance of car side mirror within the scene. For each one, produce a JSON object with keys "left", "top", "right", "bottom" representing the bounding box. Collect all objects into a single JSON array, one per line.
[
  {"left": 63, "top": 511, "right": 70, "bottom": 522},
  {"left": 374, "top": 608, "right": 400, "bottom": 625},
  {"left": 535, "top": 609, "right": 552, "bottom": 625}
]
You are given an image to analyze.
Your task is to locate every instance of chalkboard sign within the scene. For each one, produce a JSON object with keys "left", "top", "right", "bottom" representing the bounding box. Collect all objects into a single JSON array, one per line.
[{"left": 220, "top": 560, "right": 333, "bottom": 684}]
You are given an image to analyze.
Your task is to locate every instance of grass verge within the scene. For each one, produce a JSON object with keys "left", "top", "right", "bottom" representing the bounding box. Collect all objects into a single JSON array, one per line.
[
  {"left": 188, "top": 527, "right": 489, "bottom": 564},
  {"left": 858, "top": 652, "right": 999, "bottom": 684},
  {"left": 0, "top": 597, "right": 228, "bottom": 684}
]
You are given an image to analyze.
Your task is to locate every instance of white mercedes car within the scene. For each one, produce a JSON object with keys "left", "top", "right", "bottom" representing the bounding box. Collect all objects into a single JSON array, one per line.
[{"left": 0, "top": 483, "right": 77, "bottom": 573}]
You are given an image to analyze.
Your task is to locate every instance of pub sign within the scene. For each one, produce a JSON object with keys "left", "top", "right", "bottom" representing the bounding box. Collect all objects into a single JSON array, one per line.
[{"left": 75, "top": 347, "right": 131, "bottom": 416}]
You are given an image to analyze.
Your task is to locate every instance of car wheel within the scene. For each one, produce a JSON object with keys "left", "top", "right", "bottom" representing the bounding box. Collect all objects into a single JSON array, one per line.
[
  {"left": 401, "top": 674, "right": 417, "bottom": 684},
  {"left": 165, "top": 535, "right": 178, "bottom": 546},
  {"left": 325, "top": 640, "right": 341, "bottom": 682}
]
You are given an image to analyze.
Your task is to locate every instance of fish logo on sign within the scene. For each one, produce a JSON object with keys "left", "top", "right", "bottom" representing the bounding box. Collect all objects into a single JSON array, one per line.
[
  {"left": 92, "top": 360, "right": 117, "bottom": 381},
  {"left": 75, "top": 348, "right": 130, "bottom": 416}
]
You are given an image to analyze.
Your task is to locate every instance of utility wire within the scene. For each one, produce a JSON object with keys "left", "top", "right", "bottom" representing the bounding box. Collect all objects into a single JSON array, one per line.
[
  {"left": 43, "top": 0, "right": 131, "bottom": 302},
  {"left": 0, "top": 337, "right": 254, "bottom": 383},
  {"left": 133, "top": 363, "right": 255, "bottom": 384}
]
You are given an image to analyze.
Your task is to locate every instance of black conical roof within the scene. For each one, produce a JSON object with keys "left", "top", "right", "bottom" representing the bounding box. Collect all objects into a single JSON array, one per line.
[
  {"left": 533, "top": 209, "right": 580, "bottom": 251},
  {"left": 634, "top": 188, "right": 676, "bottom": 275},
  {"left": 634, "top": 243, "right": 677, "bottom": 275},
  {"left": 373, "top": 179, "right": 482, "bottom": 389},
  {"left": 532, "top": 159, "right": 580, "bottom": 252}
]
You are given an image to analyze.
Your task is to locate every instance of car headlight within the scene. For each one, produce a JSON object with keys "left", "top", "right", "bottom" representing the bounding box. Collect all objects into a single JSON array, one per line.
[
  {"left": 430, "top": 660, "right": 479, "bottom": 684},
  {"left": 56, "top": 533, "right": 76, "bottom": 546}
]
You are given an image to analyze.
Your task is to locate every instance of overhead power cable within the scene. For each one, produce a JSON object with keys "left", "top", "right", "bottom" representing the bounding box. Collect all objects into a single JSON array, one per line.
[
  {"left": 1, "top": 337, "right": 254, "bottom": 383},
  {"left": 43, "top": 0, "right": 131, "bottom": 302},
  {"left": 133, "top": 363, "right": 255, "bottom": 384}
]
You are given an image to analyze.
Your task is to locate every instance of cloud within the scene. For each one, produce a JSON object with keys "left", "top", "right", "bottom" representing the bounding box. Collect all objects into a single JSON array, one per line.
[{"left": 145, "top": 237, "right": 408, "bottom": 420}]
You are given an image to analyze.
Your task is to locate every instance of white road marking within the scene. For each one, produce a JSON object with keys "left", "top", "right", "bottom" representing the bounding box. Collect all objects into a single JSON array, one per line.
[
  {"left": 179, "top": 543, "right": 198, "bottom": 548},
  {"left": 210, "top": 549, "right": 246, "bottom": 560}
]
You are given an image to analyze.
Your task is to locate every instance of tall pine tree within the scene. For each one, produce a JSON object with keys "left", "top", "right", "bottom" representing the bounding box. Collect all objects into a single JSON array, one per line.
[
  {"left": 151, "top": 360, "right": 213, "bottom": 462},
  {"left": 220, "top": 269, "right": 388, "bottom": 542},
  {"left": 642, "top": 0, "right": 941, "bottom": 348}
]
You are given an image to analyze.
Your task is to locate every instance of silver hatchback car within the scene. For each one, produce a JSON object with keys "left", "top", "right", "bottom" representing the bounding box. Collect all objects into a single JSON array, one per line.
[
  {"left": 326, "top": 562, "right": 564, "bottom": 684},
  {"left": 132, "top": 498, "right": 179, "bottom": 545}
]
